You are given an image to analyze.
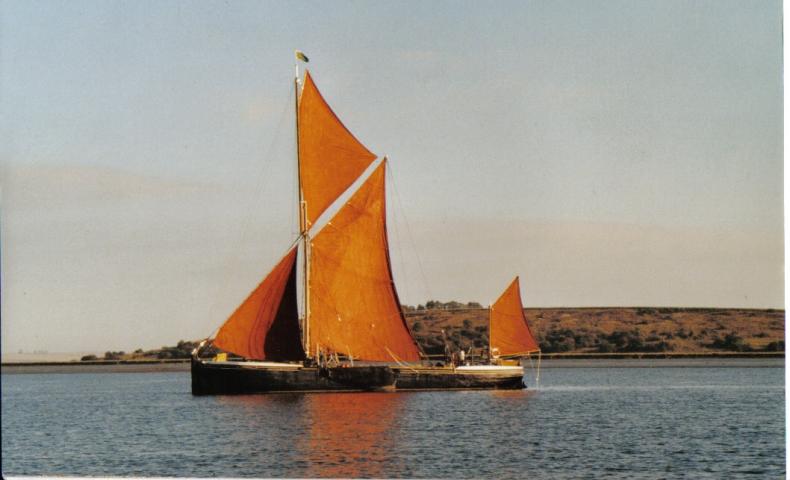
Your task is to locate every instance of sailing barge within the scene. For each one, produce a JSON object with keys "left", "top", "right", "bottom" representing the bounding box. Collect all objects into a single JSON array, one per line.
[{"left": 191, "top": 57, "right": 540, "bottom": 395}]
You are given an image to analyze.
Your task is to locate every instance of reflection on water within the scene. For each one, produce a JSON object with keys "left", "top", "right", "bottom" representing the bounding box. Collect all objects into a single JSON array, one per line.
[
  {"left": 489, "top": 389, "right": 537, "bottom": 400},
  {"left": 216, "top": 392, "right": 306, "bottom": 409},
  {"left": 214, "top": 391, "right": 411, "bottom": 478},
  {"left": 300, "top": 393, "right": 408, "bottom": 478}
]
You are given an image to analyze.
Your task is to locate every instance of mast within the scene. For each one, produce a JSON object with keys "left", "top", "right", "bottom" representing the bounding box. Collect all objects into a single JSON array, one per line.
[
  {"left": 294, "top": 54, "right": 311, "bottom": 359},
  {"left": 488, "top": 304, "right": 493, "bottom": 360}
]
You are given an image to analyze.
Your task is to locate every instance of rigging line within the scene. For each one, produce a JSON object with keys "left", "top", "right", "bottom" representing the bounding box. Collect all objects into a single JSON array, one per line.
[
  {"left": 204, "top": 84, "right": 296, "bottom": 340},
  {"left": 526, "top": 352, "right": 535, "bottom": 375},
  {"left": 497, "top": 350, "right": 542, "bottom": 359},
  {"left": 385, "top": 347, "right": 421, "bottom": 373},
  {"left": 385, "top": 162, "right": 413, "bottom": 308},
  {"left": 385, "top": 159, "right": 434, "bottom": 302},
  {"left": 383, "top": 203, "right": 428, "bottom": 357}
]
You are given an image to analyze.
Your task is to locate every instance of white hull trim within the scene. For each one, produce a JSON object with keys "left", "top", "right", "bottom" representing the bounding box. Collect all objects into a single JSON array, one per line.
[
  {"left": 203, "top": 360, "right": 302, "bottom": 369},
  {"left": 455, "top": 365, "right": 524, "bottom": 374}
]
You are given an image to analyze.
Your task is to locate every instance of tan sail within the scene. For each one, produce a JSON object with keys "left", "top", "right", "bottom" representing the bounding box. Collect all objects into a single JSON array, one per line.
[
  {"left": 298, "top": 71, "right": 377, "bottom": 227},
  {"left": 213, "top": 247, "right": 305, "bottom": 361},
  {"left": 490, "top": 277, "right": 540, "bottom": 357},
  {"left": 309, "top": 161, "right": 421, "bottom": 362}
]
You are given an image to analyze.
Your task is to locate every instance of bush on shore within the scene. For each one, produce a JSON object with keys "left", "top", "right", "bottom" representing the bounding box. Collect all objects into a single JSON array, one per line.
[
  {"left": 156, "top": 340, "right": 198, "bottom": 359},
  {"left": 709, "top": 332, "right": 751, "bottom": 352},
  {"left": 764, "top": 340, "right": 785, "bottom": 352}
]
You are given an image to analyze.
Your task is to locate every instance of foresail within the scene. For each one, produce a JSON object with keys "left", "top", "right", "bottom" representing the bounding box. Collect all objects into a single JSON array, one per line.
[
  {"left": 298, "top": 71, "right": 377, "bottom": 227},
  {"left": 490, "top": 277, "right": 540, "bottom": 357},
  {"left": 213, "top": 247, "right": 305, "bottom": 361},
  {"left": 309, "top": 162, "right": 421, "bottom": 362}
]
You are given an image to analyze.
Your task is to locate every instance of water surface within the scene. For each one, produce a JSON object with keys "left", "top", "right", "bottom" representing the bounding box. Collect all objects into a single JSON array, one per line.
[{"left": 2, "top": 359, "right": 784, "bottom": 478}]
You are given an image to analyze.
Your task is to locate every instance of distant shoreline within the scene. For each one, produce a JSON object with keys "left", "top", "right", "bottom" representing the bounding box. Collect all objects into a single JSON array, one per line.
[
  {"left": 1, "top": 352, "right": 783, "bottom": 374},
  {"left": 2, "top": 351, "right": 785, "bottom": 365},
  {"left": 1, "top": 361, "right": 190, "bottom": 374}
]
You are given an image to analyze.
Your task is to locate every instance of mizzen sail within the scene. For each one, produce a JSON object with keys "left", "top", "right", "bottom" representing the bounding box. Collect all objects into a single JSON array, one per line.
[
  {"left": 490, "top": 277, "right": 540, "bottom": 357},
  {"left": 298, "top": 71, "right": 377, "bottom": 227},
  {"left": 309, "top": 161, "right": 421, "bottom": 362},
  {"left": 213, "top": 247, "right": 305, "bottom": 361}
]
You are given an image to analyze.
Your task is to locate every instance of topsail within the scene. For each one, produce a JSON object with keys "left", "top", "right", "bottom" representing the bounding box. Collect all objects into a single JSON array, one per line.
[{"left": 298, "top": 71, "right": 377, "bottom": 227}]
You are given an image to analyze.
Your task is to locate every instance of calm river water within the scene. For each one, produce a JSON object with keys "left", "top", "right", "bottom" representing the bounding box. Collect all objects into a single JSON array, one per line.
[{"left": 2, "top": 359, "right": 784, "bottom": 478}]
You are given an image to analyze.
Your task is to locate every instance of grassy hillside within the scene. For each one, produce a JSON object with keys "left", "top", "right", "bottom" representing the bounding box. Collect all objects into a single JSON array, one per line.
[{"left": 405, "top": 304, "right": 785, "bottom": 355}]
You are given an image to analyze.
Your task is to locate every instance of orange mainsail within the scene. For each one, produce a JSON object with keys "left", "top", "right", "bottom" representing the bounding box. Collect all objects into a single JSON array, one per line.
[
  {"left": 213, "top": 247, "right": 305, "bottom": 361},
  {"left": 490, "top": 277, "right": 540, "bottom": 356},
  {"left": 298, "top": 71, "right": 377, "bottom": 227},
  {"left": 309, "top": 162, "right": 421, "bottom": 362}
]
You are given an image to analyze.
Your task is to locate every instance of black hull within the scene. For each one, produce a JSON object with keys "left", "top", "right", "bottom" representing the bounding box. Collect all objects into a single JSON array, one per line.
[
  {"left": 191, "top": 358, "right": 396, "bottom": 395},
  {"left": 392, "top": 366, "right": 526, "bottom": 390},
  {"left": 191, "top": 358, "right": 525, "bottom": 395}
]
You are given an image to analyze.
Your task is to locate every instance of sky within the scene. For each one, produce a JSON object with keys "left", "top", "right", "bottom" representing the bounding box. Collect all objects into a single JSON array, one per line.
[{"left": 1, "top": 0, "right": 783, "bottom": 354}]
